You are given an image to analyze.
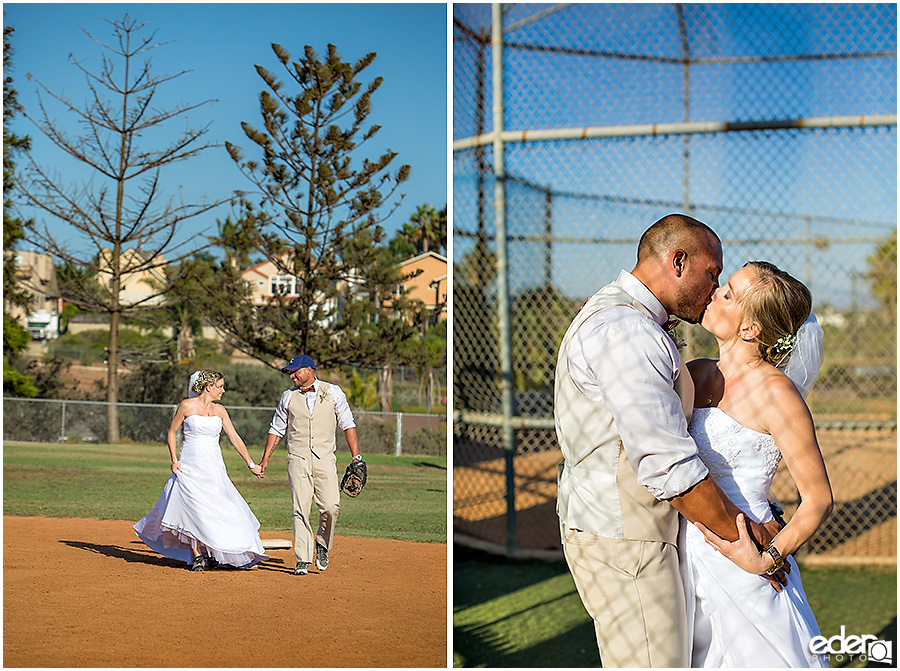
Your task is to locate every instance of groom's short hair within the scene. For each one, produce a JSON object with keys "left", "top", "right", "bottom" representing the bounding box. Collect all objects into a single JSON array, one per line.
[{"left": 637, "top": 213, "right": 720, "bottom": 262}]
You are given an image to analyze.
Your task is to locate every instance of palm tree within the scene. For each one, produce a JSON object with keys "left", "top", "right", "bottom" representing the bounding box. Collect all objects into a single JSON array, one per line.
[{"left": 405, "top": 203, "right": 446, "bottom": 256}]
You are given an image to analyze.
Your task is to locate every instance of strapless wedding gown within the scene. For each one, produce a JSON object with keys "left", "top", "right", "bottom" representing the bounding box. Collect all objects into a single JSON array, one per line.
[
  {"left": 134, "top": 414, "right": 269, "bottom": 568},
  {"left": 681, "top": 406, "right": 828, "bottom": 668}
]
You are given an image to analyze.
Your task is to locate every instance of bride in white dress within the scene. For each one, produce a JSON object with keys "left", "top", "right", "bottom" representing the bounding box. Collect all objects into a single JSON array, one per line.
[
  {"left": 682, "top": 261, "right": 832, "bottom": 667},
  {"left": 134, "top": 370, "right": 269, "bottom": 571}
]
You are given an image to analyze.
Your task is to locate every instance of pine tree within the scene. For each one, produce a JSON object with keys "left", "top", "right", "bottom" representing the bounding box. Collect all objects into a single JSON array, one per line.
[
  {"left": 13, "top": 15, "right": 229, "bottom": 440},
  {"left": 3, "top": 24, "right": 38, "bottom": 397},
  {"left": 202, "top": 43, "right": 423, "bottom": 394}
]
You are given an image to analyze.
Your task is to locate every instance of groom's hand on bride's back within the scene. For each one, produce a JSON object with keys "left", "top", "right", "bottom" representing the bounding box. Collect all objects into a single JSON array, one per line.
[
  {"left": 747, "top": 517, "right": 792, "bottom": 589},
  {"left": 696, "top": 514, "right": 790, "bottom": 591},
  {"left": 748, "top": 518, "right": 787, "bottom": 555}
]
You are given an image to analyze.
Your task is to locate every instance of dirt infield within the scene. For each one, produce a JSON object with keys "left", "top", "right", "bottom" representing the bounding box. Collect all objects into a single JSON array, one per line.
[
  {"left": 3, "top": 516, "right": 447, "bottom": 667},
  {"left": 454, "top": 428, "right": 897, "bottom": 559}
]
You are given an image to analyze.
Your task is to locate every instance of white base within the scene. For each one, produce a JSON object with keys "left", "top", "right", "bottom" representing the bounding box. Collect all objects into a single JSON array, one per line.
[{"left": 261, "top": 539, "right": 292, "bottom": 550}]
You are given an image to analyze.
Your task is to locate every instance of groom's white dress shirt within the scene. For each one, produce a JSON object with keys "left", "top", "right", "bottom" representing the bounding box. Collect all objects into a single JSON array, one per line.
[
  {"left": 555, "top": 269, "right": 707, "bottom": 667},
  {"left": 566, "top": 270, "right": 708, "bottom": 500},
  {"left": 555, "top": 270, "right": 708, "bottom": 542},
  {"left": 268, "top": 382, "right": 356, "bottom": 438}
]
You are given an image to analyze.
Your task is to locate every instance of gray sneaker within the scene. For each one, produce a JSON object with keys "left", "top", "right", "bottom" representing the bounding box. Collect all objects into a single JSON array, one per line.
[
  {"left": 293, "top": 561, "right": 309, "bottom": 575},
  {"left": 315, "top": 542, "right": 329, "bottom": 571}
]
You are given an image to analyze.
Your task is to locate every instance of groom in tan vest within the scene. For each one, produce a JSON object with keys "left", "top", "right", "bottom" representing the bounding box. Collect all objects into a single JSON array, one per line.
[
  {"left": 260, "top": 355, "right": 361, "bottom": 575},
  {"left": 554, "top": 214, "right": 783, "bottom": 666}
]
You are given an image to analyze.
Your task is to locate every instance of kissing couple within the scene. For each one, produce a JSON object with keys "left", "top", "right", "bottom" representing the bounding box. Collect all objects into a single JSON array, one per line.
[{"left": 555, "top": 214, "right": 830, "bottom": 667}]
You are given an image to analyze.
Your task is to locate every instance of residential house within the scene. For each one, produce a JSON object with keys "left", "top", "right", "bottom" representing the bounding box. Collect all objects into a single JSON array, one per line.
[
  {"left": 67, "top": 248, "right": 171, "bottom": 335},
  {"left": 96, "top": 248, "right": 168, "bottom": 306},
  {"left": 10, "top": 250, "right": 63, "bottom": 339},
  {"left": 240, "top": 250, "right": 448, "bottom": 328},
  {"left": 390, "top": 251, "right": 448, "bottom": 326},
  {"left": 239, "top": 253, "right": 341, "bottom": 327}
]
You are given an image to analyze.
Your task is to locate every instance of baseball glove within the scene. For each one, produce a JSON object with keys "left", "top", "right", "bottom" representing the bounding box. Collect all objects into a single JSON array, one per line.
[{"left": 340, "top": 459, "right": 367, "bottom": 498}]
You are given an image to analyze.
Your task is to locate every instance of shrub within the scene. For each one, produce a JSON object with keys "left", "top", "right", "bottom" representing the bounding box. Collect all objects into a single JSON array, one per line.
[{"left": 403, "top": 424, "right": 447, "bottom": 456}]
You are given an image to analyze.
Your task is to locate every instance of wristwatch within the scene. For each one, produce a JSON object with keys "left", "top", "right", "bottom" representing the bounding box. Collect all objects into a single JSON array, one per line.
[{"left": 764, "top": 543, "right": 785, "bottom": 575}]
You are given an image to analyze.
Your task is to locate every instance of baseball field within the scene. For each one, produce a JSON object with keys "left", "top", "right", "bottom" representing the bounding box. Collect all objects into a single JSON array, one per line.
[{"left": 3, "top": 443, "right": 448, "bottom": 667}]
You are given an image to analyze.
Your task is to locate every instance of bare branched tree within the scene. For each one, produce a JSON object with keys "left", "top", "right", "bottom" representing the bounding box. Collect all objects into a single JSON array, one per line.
[{"left": 14, "top": 14, "right": 231, "bottom": 440}]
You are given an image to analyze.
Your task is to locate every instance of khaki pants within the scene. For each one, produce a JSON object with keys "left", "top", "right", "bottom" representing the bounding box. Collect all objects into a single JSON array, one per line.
[
  {"left": 562, "top": 526, "right": 689, "bottom": 668},
  {"left": 287, "top": 450, "right": 340, "bottom": 564}
]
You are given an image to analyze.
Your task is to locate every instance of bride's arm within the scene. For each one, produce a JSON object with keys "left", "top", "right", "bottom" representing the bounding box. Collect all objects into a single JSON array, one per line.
[
  {"left": 761, "top": 376, "right": 833, "bottom": 559},
  {"left": 696, "top": 377, "right": 832, "bottom": 574},
  {"left": 167, "top": 402, "right": 188, "bottom": 474},
  {"left": 218, "top": 406, "right": 263, "bottom": 476}
]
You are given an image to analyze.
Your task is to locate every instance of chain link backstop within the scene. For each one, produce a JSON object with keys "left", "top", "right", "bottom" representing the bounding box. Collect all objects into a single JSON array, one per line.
[{"left": 453, "top": 3, "right": 897, "bottom": 562}]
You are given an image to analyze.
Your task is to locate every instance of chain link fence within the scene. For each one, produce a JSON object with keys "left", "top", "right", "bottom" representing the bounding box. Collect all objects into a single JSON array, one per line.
[
  {"left": 3, "top": 398, "right": 447, "bottom": 457},
  {"left": 453, "top": 3, "right": 897, "bottom": 561}
]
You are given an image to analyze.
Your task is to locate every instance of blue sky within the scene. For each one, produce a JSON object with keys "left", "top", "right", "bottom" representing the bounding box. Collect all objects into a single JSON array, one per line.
[
  {"left": 4, "top": 2, "right": 448, "bottom": 257},
  {"left": 452, "top": 3, "right": 896, "bottom": 308}
]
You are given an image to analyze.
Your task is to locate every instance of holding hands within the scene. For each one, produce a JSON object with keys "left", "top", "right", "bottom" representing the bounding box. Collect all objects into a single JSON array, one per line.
[{"left": 248, "top": 461, "right": 264, "bottom": 479}]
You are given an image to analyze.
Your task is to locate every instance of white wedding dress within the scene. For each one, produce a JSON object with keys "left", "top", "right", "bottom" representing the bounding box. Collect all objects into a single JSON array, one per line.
[
  {"left": 680, "top": 406, "right": 828, "bottom": 668},
  {"left": 134, "top": 414, "right": 269, "bottom": 568}
]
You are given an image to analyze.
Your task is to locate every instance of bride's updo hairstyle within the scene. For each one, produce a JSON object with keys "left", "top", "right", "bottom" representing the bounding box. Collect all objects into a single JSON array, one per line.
[
  {"left": 191, "top": 369, "right": 224, "bottom": 395},
  {"left": 741, "top": 261, "right": 812, "bottom": 366}
]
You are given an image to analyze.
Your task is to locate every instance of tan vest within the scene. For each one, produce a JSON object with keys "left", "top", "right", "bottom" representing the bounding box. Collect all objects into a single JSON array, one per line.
[
  {"left": 554, "top": 283, "right": 694, "bottom": 544},
  {"left": 286, "top": 382, "right": 337, "bottom": 457}
]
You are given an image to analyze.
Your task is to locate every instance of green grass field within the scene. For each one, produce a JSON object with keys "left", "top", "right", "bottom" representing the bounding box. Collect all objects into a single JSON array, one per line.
[
  {"left": 3, "top": 442, "right": 447, "bottom": 543},
  {"left": 453, "top": 545, "right": 897, "bottom": 668}
]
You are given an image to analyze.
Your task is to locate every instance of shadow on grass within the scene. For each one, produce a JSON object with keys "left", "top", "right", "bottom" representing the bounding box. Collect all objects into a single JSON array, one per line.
[
  {"left": 414, "top": 461, "right": 448, "bottom": 470},
  {"left": 454, "top": 543, "right": 570, "bottom": 608},
  {"left": 455, "top": 617, "right": 597, "bottom": 668},
  {"left": 456, "top": 543, "right": 898, "bottom": 669},
  {"left": 454, "top": 543, "right": 598, "bottom": 667},
  {"left": 835, "top": 615, "right": 898, "bottom": 669}
]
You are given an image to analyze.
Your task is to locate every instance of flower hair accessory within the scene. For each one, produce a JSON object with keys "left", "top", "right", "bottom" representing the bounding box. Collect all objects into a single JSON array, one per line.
[
  {"left": 774, "top": 333, "right": 797, "bottom": 354},
  {"left": 191, "top": 370, "right": 218, "bottom": 395}
]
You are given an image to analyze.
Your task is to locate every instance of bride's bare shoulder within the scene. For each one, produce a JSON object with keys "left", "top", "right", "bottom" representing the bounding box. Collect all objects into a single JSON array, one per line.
[
  {"left": 177, "top": 398, "right": 201, "bottom": 412},
  {"left": 758, "top": 365, "right": 805, "bottom": 404}
]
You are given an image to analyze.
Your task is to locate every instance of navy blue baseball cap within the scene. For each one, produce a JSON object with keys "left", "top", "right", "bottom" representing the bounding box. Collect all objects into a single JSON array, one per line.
[{"left": 281, "top": 354, "right": 316, "bottom": 373}]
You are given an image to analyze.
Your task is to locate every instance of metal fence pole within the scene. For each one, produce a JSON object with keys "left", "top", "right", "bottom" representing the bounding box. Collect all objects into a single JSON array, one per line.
[
  {"left": 395, "top": 412, "right": 403, "bottom": 456},
  {"left": 493, "top": 2, "right": 517, "bottom": 555},
  {"left": 452, "top": 114, "right": 898, "bottom": 150},
  {"left": 59, "top": 400, "right": 67, "bottom": 442}
]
